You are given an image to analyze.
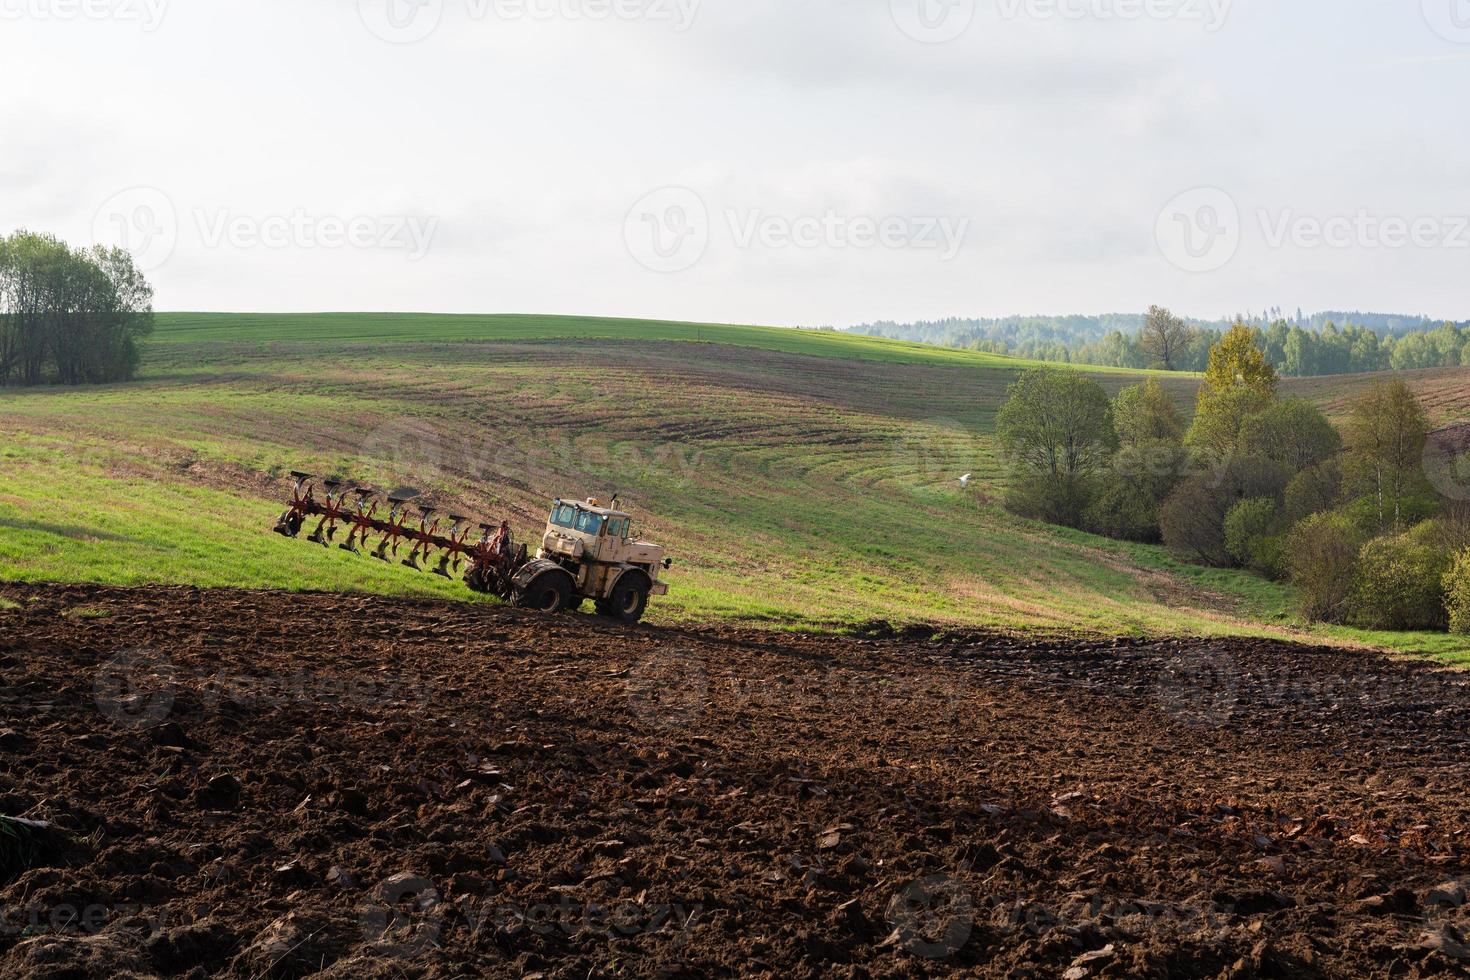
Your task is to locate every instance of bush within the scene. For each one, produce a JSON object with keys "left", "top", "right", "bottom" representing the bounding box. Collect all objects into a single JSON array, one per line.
[
  {"left": 1224, "top": 497, "right": 1282, "bottom": 575},
  {"left": 1086, "top": 439, "right": 1190, "bottom": 542},
  {"left": 1239, "top": 398, "right": 1342, "bottom": 470},
  {"left": 1285, "top": 513, "right": 1364, "bottom": 624},
  {"left": 1349, "top": 524, "right": 1453, "bottom": 631},
  {"left": 1219, "top": 453, "right": 1295, "bottom": 504},
  {"left": 1087, "top": 475, "right": 1161, "bottom": 542},
  {"left": 1160, "top": 454, "right": 1294, "bottom": 567},
  {"left": 1338, "top": 492, "right": 1441, "bottom": 540},
  {"left": 1447, "top": 550, "right": 1470, "bottom": 635},
  {"left": 1004, "top": 472, "right": 1096, "bottom": 528},
  {"left": 1160, "top": 475, "right": 1234, "bottom": 566},
  {"left": 1282, "top": 459, "right": 1342, "bottom": 525},
  {"left": 1186, "top": 386, "right": 1274, "bottom": 457},
  {"left": 1113, "top": 379, "right": 1184, "bottom": 446}
]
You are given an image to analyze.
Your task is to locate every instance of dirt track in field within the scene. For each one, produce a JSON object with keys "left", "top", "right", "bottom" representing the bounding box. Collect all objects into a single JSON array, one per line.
[{"left": 3, "top": 584, "right": 1470, "bottom": 978}]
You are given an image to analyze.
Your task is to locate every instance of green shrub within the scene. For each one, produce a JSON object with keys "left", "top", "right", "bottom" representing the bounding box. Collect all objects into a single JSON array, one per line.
[
  {"left": 1160, "top": 475, "right": 1233, "bottom": 566},
  {"left": 1087, "top": 439, "right": 1191, "bottom": 542},
  {"left": 1004, "top": 472, "right": 1095, "bottom": 529},
  {"left": 1285, "top": 512, "right": 1364, "bottom": 624},
  {"left": 1339, "top": 492, "right": 1441, "bottom": 540},
  {"left": 1282, "top": 459, "right": 1342, "bottom": 525},
  {"left": 1239, "top": 398, "right": 1342, "bottom": 470},
  {"left": 1113, "top": 379, "right": 1184, "bottom": 446},
  {"left": 1219, "top": 453, "right": 1295, "bottom": 504},
  {"left": 1087, "top": 475, "right": 1162, "bottom": 542},
  {"left": 1349, "top": 525, "right": 1453, "bottom": 631},
  {"left": 1447, "top": 549, "right": 1470, "bottom": 635},
  {"left": 1224, "top": 497, "right": 1282, "bottom": 575}
]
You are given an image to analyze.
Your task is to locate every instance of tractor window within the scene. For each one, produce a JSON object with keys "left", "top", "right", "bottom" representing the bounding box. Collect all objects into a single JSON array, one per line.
[
  {"left": 550, "top": 504, "right": 577, "bottom": 528},
  {"left": 575, "top": 510, "right": 605, "bottom": 535},
  {"left": 608, "top": 517, "right": 629, "bottom": 538}
]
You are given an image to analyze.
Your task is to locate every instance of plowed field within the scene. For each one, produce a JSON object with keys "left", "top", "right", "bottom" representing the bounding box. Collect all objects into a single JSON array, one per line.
[{"left": 3, "top": 585, "right": 1469, "bottom": 977}]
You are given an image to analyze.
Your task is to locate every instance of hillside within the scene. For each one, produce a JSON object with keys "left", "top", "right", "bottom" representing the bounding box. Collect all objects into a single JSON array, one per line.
[{"left": 1, "top": 313, "right": 1466, "bottom": 657}]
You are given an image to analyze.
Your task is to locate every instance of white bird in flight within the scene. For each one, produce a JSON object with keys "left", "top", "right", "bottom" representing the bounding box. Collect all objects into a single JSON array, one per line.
[{"left": 959, "top": 474, "right": 973, "bottom": 488}]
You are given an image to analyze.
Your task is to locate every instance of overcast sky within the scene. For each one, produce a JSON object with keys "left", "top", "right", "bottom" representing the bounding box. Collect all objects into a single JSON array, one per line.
[{"left": 4, "top": 0, "right": 1468, "bottom": 324}]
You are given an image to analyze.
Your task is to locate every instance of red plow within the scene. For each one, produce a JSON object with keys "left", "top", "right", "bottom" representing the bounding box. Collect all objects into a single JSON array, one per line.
[{"left": 272, "top": 472, "right": 528, "bottom": 598}]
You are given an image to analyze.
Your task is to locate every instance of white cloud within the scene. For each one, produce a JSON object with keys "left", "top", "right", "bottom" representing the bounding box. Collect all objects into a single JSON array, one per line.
[{"left": 0, "top": 0, "right": 1464, "bottom": 322}]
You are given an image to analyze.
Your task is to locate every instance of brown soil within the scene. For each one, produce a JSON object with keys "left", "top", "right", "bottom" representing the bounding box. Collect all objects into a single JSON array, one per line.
[{"left": 2, "top": 584, "right": 1470, "bottom": 978}]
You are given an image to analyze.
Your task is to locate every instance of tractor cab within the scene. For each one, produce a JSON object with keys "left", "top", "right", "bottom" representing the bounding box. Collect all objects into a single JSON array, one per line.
[{"left": 542, "top": 497, "right": 633, "bottom": 561}]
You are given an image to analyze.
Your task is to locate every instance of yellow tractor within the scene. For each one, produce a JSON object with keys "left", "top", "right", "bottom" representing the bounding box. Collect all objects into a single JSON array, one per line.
[
  {"left": 274, "top": 477, "right": 671, "bottom": 624},
  {"left": 510, "top": 497, "right": 671, "bottom": 623}
]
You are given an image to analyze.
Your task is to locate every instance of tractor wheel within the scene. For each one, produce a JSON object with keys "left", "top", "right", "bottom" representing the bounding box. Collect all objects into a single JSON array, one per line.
[
  {"left": 515, "top": 573, "right": 575, "bottom": 614},
  {"left": 599, "top": 575, "right": 650, "bottom": 625}
]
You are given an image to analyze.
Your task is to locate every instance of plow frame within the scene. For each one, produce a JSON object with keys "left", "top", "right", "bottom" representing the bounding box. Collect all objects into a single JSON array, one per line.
[{"left": 274, "top": 473, "right": 526, "bottom": 598}]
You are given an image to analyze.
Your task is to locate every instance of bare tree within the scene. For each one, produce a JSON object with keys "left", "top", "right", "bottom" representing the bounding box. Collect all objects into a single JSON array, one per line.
[{"left": 1138, "top": 305, "right": 1188, "bottom": 371}]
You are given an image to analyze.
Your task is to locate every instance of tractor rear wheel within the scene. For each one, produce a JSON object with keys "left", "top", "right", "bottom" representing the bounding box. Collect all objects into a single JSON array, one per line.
[
  {"left": 598, "top": 575, "right": 650, "bottom": 625},
  {"left": 515, "top": 572, "right": 574, "bottom": 614}
]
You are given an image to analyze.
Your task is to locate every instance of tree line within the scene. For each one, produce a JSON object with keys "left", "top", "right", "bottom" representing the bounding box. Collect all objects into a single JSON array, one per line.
[
  {"left": 997, "top": 324, "right": 1470, "bottom": 635},
  {"left": 0, "top": 231, "right": 155, "bottom": 386},
  {"left": 850, "top": 308, "right": 1470, "bottom": 377}
]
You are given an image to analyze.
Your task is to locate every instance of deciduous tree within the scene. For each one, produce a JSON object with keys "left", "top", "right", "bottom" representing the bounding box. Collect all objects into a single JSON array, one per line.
[
  {"left": 1343, "top": 380, "right": 1429, "bottom": 530},
  {"left": 1138, "top": 305, "right": 1189, "bottom": 370},
  {"left": 1112, "top": 378, "right": 1184, "bottom": 446}
]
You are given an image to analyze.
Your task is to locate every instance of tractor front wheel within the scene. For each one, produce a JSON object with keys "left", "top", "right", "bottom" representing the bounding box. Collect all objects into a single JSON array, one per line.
[{"left": 598, "top": 575, "right": 650, "bottom": 625}]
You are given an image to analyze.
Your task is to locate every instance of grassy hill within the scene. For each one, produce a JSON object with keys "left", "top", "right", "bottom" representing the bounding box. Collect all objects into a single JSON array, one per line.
[{"left": 2, "top": 313, "right": 1466, "bottom": 658}]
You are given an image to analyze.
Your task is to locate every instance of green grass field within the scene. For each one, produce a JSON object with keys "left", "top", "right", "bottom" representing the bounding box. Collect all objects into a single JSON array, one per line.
[{"left": 2, "top": 312, "right": 1466, "bottom": 661}]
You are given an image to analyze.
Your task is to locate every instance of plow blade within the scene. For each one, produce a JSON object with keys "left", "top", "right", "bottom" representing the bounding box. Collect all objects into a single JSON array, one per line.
[{"left": 273, "top": 472, "right": 525, "bottom": 599}]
